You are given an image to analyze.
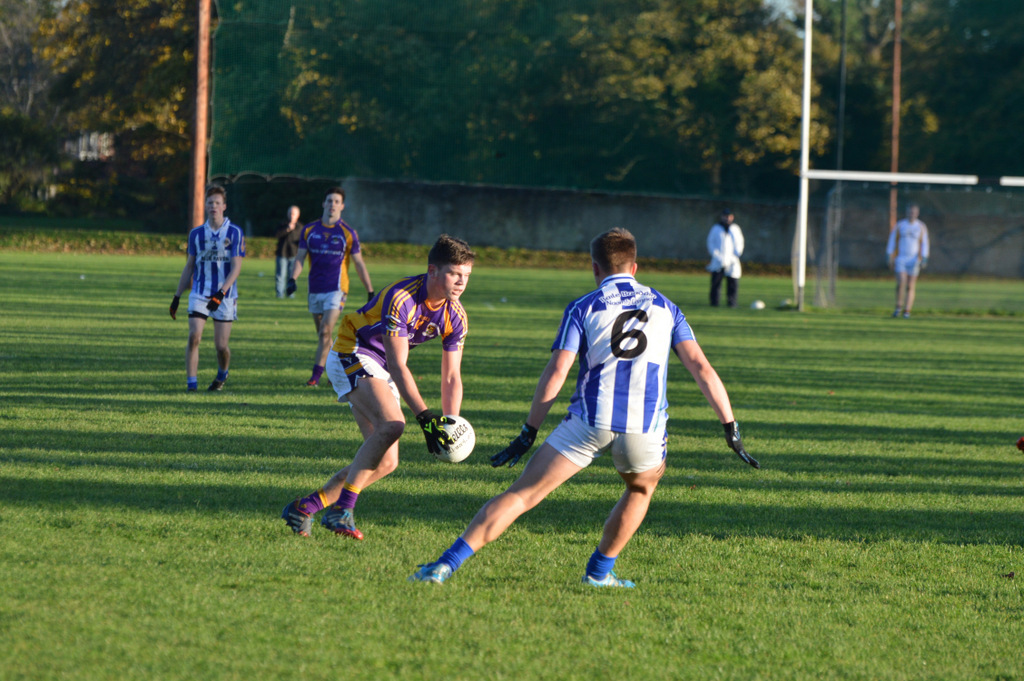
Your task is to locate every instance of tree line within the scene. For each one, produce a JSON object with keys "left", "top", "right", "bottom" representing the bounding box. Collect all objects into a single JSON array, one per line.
[{"left": 1, "top": 0, "right": 1021, "bottom": 230}]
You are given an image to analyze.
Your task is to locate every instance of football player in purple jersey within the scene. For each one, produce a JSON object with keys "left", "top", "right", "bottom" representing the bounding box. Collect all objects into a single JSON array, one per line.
[
  {"left": 410, "top": 227, "right": 758, "bottom": 587},
  {"left": 170, "top": 185, "right": 246, "bottom": 392},
  {"left": 287, "top": 187, "right": 374, "bottom": 386},
  {"left": 281, "top": 234, "right": 474, "bottom": 540}
]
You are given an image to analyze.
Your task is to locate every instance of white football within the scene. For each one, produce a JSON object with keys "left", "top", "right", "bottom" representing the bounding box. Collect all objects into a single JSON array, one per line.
[
  {"left": 435, "top": 415, "right": 476, "bottom": 463},
  {"left": 751, "top": 299, "right": 766, "bottom": 310}
]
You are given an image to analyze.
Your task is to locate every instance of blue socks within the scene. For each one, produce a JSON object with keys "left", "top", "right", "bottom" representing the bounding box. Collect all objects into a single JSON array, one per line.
[
  {"left": 187, "top": 377, "right": 198, "bottom": 391},
  {"left": 216, "top": 368, "right": 229, "bottom": 382},
  {"left": 438, "top": 537, "right": 475, "bottom": 572},
  {"left": 586, "top": 549, "right": 617, "bottom": 580}
]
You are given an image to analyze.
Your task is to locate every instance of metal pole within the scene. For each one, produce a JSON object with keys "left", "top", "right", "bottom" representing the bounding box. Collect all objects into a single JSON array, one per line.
[
  {"left": 190, "top": 0, "right": 211, "bottom": 230},
  {"left": 889, "top": 0, "right": 902, "bottom": 232},
  {"left": 837, "top": 0, "right": 847, "bottom": 173},
  {"left": 795, "top": 0, "right": 814, "bottom": 311}
]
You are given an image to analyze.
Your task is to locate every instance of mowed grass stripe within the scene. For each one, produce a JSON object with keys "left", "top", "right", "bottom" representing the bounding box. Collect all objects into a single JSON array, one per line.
[{"left": 0, "top": 251, "right": 1022, "bottom": 681}]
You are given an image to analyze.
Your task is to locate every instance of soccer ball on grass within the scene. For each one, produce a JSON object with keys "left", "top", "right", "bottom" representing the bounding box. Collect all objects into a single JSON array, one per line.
[{"left": 435, "top": 415, "right": 476, "bottom": 463}]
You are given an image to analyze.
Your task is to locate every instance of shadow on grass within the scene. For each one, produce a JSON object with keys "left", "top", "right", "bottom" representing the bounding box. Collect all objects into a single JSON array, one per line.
[
  {"left": 1, "top": 416, "right": 1017, "bottom": 478},
  {"left": 1, "top": 472, "right": 1020, "bottom": 547}
]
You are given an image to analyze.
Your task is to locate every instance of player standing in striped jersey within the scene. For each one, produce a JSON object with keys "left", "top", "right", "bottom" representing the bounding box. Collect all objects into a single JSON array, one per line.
[
  {"left": 286, "top": 187, "right": 374, "bottom": 387},
  {"left": 170, "top": 185, "right": 246, "bottom": 392},
  {"left": 281, "top": 234, "right": 474, "bottom": 540},
  {"left": 410, "top": 227, "right": 758, "bottom": 588}
]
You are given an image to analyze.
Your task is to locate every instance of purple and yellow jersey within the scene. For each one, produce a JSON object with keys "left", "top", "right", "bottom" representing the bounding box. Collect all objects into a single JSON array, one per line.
[
  {"left": 298, "top": 219, "right": 362, "bottom": 294},
  {"left": 553, "top": 274, "right": 694, "bottom": 434},
  {"left": 186, "top": 218, "right": 246, "bottom": 298},
  {"left": 332, "top": 274, "right": 468, "bottom": 369}
]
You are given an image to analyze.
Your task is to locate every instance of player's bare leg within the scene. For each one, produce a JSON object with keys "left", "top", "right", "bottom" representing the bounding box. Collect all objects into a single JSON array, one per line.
[
  {"left": 315, "top": 308, "right": 342, "bottom": 368},
  {"left": 894, "top": 272, "right": 909, "bottom": 315},
  {"left": 315, "top": 378, "right": 406, "bottom": 539},
  {"left": 340, "top": 378, "right": 406, "bottom": 489},
  {"left": 319, "top": 393, "right": 401, "bottom": 503},
  {"left": 598, "top": 460, "right": 666, "bottom": 558},
  {"left": 461, "top": 443, "right": 583, "bottom": 551},
  {"left": 282, "top": 378, "right": 400, "bottom": 538},
  {"left": 213, "top": 320, "right": 232, "bottom": 373},
  {"left": 186, "top": 316, "right": 206, "bottom": 377},
  {"left": 904, "top": 274, "right": 919, "bottom": 315}
]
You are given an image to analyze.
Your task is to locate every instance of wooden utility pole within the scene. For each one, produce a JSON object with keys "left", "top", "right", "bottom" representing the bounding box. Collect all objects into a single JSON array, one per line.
[
  {"left": 190, "top": 0, "right": 211, "bottom": 229},
  {"left": 889, "top": 0, "right": 902, "bottom": 231}
]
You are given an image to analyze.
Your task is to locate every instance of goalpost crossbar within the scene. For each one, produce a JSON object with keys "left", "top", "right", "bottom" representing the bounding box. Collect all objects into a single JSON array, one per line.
[{"left": 805, "top": 170, "right": 979, "bottom": 185}]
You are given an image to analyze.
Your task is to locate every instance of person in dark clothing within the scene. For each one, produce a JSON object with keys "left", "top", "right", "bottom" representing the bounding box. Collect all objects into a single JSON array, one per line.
[{"left": 275, "top": 205, "right": 302, "bottom": 298}]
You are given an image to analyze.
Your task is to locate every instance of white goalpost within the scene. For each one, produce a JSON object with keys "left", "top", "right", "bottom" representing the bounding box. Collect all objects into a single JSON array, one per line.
[{"left": 794, "top": 0, "right": 1023, "bottom": 310}]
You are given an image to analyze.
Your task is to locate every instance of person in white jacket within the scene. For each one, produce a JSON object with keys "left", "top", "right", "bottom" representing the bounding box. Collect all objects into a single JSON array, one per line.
[{"left": 706, "top": 209, "right": 745, "bottom": 307}]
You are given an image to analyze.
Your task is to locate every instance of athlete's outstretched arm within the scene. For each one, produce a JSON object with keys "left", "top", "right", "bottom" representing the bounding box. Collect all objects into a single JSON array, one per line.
[
  {"left": 383, "top": 333, "right": 429, "bottom": 416},
  {"left": 220, "top": 255, "right": 243, "bottom": 293},
  {"left": 674, "top": 339, "right": 734, "bottom": 425},
  {"left": 174, "top": 255, "right": 196, "bottom": 298},
  {"left": 352, "top": 251, "right": 374, "bottom": 298},
  {"left": 289, "top": 247, "right": 308, "bottom": 281},
  {"left": 439, "top": 347, "right": 464, "bottom": 416},
  {"left": 491, "top": 349, "right": 576, "bottom": 468},
  {"left": 675, "top": 339, "right": 759, "bottom": 468},
  {"left": 525, "top": 349, "right": 576, "bottom": 429}
]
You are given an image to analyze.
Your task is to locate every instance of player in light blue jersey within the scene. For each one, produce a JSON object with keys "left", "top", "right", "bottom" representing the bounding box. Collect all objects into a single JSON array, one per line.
[
  {"left": 170, "top": 185, "right": 246, "bottom": 392},
  {"left": 886, "top": 203, "right": 930, "bottom": 319},
  {"left": 410, "top": 227, "right": 758, "bottom": 588}
]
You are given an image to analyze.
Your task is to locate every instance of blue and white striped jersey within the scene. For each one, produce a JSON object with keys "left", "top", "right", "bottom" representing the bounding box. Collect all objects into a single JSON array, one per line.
[
  {"left": 552, "top": 274, "right": 695, "bottom": 434},
  {"left": 187, "top": 218, "right": 246, "bottom": 298}
]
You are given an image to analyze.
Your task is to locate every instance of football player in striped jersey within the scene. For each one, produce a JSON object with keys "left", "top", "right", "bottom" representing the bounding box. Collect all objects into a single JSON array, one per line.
[
  {"left": 281, "top": 234, "right": 474, "bottom": 540},
  {"left": 287, "top": 187, "right": 374, "bottom": 386},
  {"left": 409, "top": 227, "right": 758, "bottom": 587},
  {"left": 170, "top": 185, "right": 246, "bottom": 392}
]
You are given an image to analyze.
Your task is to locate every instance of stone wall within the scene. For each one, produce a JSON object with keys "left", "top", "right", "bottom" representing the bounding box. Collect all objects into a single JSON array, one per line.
[{"left": 333, "top": 178, "right": 1024, "bottom": 277}]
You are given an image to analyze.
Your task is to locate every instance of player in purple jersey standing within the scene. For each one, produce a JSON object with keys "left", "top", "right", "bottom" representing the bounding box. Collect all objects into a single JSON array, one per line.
[
  {"left": 170, "top": 185, "right": 246, "bottom": 392},
  {"left": 410, "top": 227, "right": 759, "bottom": 588},
  {"left": 281, "top": 234, "right": 475, "bottom": 540},
  {"left": 287, "top": 187, "right": 374, "bottom": 387}
]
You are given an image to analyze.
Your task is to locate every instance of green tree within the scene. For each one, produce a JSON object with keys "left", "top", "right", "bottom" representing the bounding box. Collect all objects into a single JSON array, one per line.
[
  {"left": 38, "top": 0, "right": 196, "bottom": 222},
  {"left": 0, "top": 113, "right": 62, "bottom": 208},
  {"left": 0, "top": 0, "right": 64, "bottom": 210},
  {"left": 899, "top": 0, "right": 1024, "bottom": 175},
  {"left": 560, "top": 0, "right": 828, "bottom": 195}
]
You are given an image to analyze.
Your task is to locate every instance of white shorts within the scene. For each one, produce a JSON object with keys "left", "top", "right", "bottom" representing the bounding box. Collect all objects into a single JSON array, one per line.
[
  {"left": 543, "top": 414, "right": 667, "bottom": 474},
  {"left": 308, "top": 290, "right": 346, "bottom": 314},
  {"left": 893, "top": 257, "right": 921, "bottom": 276},
  {"left": 188, "top": 292, "right": 237, "bottom": 322},
  {"left": 326, "top": 351, "right": 400, "bottom": 405}
]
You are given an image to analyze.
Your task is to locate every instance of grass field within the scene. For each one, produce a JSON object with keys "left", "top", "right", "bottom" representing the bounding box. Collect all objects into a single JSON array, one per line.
[{"left": 1, "top": 251, "right": 1023, "bottom": 681}]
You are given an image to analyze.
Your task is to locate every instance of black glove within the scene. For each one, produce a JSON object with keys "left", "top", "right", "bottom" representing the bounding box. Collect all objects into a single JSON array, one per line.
[
  {"left": 170, "top": 295, "right": 180, "bottom": 320},
  {"left": 416, "top": 410, "right": 453, "bottom": 455},
  {"left": 206, "top": 290, "right": 225, "bottom": 313},
  {"left": 724, "top": 421, "right": 760, "bottom": 469},
  {"left": 367, "top": 290, "right": 375, "bottom": 303},
  {"left": 286, "top": 278, "right": 297, "bottom": 296},
  {"left": 491, "top": 423, "right": 538, "bottom": 468}
]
